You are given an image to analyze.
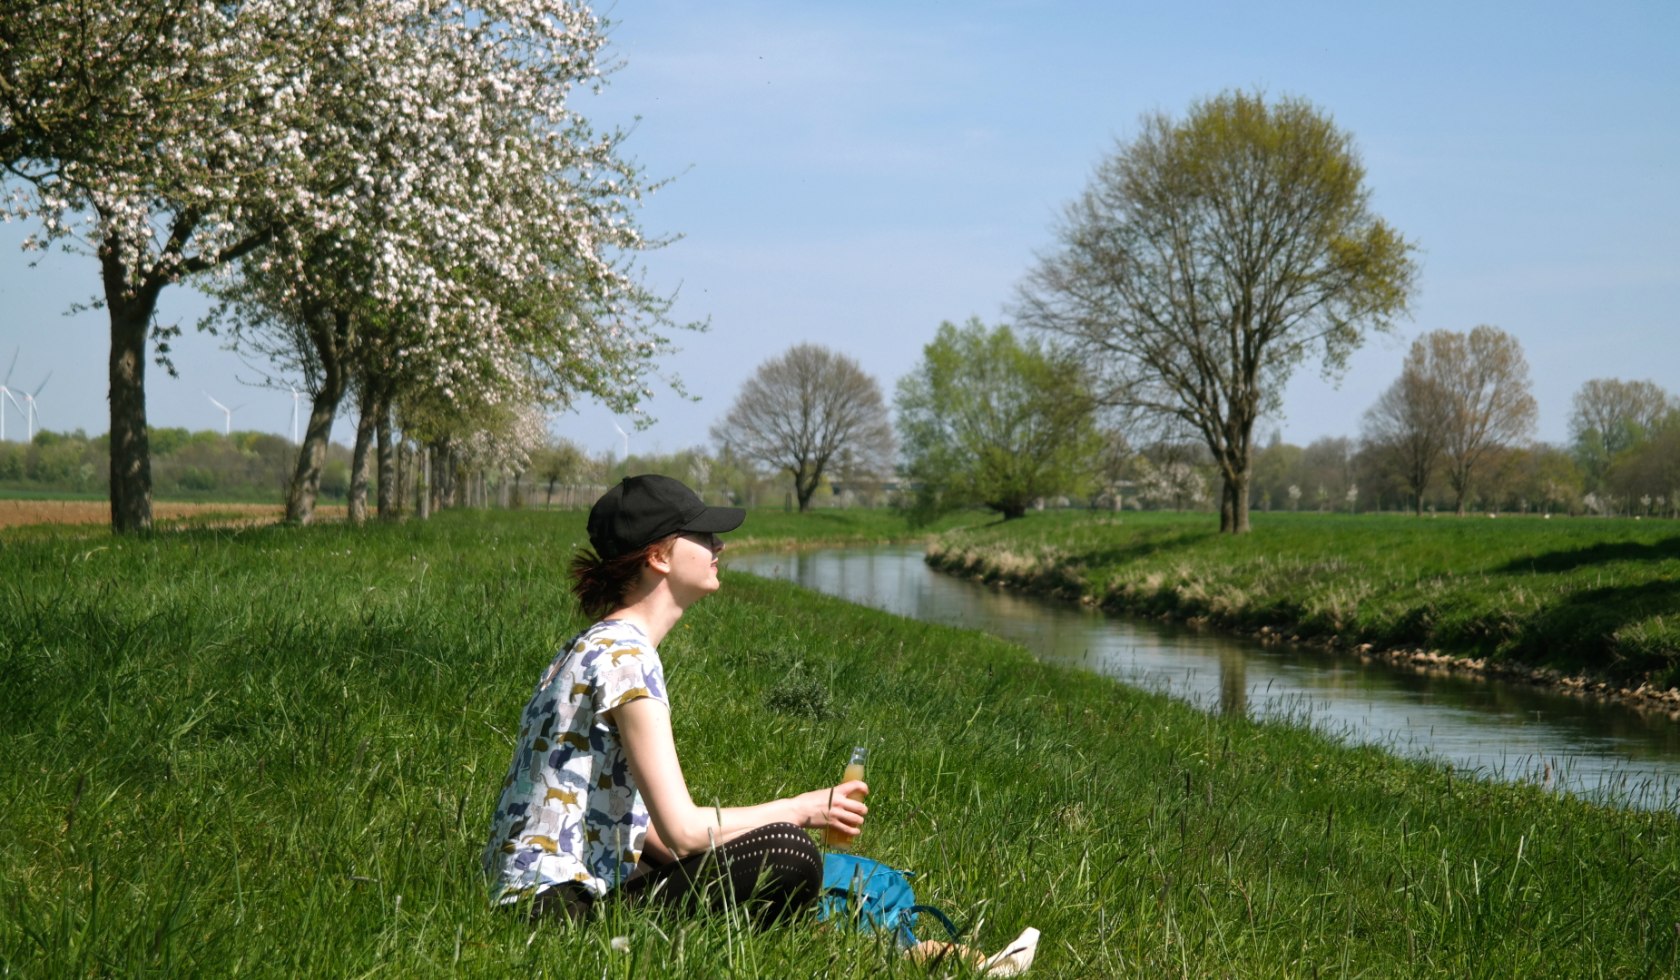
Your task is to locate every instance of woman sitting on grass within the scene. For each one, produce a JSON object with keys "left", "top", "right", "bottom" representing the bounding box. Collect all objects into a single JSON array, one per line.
[{"left": 482, "top": 474, "right": 869, "bottom": 924}]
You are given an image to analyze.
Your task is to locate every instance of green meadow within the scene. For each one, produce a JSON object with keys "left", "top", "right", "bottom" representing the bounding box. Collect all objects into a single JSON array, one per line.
[
  {"left": 930, "top": 510, "right": 1680, "bottom": 691},
  {"left": 4, "top": 509, "right": 1679, "bottom": 977}
]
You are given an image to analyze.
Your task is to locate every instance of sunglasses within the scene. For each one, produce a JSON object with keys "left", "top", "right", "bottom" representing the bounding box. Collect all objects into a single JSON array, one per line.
[{"left": 680, "top": 531, "right": 724, "bottom": 554}]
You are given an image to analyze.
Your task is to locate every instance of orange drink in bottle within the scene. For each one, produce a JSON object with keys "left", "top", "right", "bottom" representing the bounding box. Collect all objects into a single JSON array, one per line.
[{"left": 824, "top": 746, "right": 868, "bottom": 848}]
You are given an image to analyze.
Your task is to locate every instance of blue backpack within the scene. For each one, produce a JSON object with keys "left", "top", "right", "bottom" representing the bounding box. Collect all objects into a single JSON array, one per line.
[{"left": 816, "top": 853, "right": 960, "bottom": 948}]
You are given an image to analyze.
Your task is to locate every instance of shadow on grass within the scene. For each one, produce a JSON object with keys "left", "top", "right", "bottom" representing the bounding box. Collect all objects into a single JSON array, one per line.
[
  {"left": 1076, "top": 526, "right": 1218, "bottom": 569},
  {"left": 1508, "top": 576, "right": 1680, "bottom": 683},
  {"left": 1497, "top": 537, "right": 1680, "bottom": 574}
]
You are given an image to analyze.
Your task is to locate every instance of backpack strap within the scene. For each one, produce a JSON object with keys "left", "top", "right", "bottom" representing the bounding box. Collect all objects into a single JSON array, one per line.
[{"left": 899, "top": 903, "right": 963, "bottom": 947}]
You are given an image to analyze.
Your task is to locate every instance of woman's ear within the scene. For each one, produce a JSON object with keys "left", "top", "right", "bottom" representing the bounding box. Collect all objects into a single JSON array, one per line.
[{"left": 645, "top": 536, "right": 676, "bottom": 575}]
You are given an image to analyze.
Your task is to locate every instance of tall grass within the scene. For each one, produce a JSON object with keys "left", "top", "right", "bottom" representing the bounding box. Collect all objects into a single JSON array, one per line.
[
  {"left": 3, "top": 510, "right": 1678, "bottom": 976},
  {"left": 928, "top": 510, "right": 1680, "bottom": 689}
]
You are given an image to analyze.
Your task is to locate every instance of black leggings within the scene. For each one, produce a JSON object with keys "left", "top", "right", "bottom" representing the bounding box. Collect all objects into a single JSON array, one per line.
[{"left": 529, "top": 823, "right": 823, "bottom": 926}]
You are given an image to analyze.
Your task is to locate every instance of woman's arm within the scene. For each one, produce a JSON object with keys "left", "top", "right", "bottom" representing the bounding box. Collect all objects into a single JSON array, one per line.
[{"left": 612, "top": 697, "right": 869, "bottom": 858}]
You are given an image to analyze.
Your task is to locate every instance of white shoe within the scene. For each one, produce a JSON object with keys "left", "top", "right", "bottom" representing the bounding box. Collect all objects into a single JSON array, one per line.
[{"left": 980, "top": 926, "right": 1040, "bottom": 976}]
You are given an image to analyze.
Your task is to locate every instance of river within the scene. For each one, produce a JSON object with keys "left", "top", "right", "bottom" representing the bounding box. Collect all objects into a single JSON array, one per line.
[{"left": 729, "top": 545, "right": 1680, "bottom": 811}]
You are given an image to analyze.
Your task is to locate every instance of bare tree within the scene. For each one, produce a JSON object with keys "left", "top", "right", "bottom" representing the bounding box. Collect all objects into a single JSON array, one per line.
[
  {"left": 1361, "top": 337, "right": 1452, "bottom": 515},
  {"left": 1016, "top": 90, "right": 1417, "bottom": 534},
  {"left": 1415, "top": 326, "right": 1538, "bottom": 514},
  {"left": 711, "top": 344, "right": 895, "bottom": 512},
  {"left": 1569, "top": 378, "right": 1674, "bottom": 490}
]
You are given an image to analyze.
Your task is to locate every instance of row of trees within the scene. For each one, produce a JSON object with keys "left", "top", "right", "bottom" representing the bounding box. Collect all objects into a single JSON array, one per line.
[
  {"left": 1, "top": 426, "right": 568, "bottom": 513},
  {"left": 2, "top": 0, "right": 681, "bottom": 533},
  {"left": 707, "top": 323, "right": 1674, "bottom": 521},
  {"left": 10, "top": 333, "right": 1671, "bottom": 520},
  {"left": 1360, "top": 332, "right": 1678, "bottom": 516},
  {"left": 0, "top": 429, "right": 336, "bottom": 499}
]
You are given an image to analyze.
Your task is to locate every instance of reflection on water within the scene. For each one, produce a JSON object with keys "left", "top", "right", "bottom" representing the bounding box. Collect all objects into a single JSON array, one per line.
[{"left": 730, "top": 545, "right": 1680, "bottom": 810}]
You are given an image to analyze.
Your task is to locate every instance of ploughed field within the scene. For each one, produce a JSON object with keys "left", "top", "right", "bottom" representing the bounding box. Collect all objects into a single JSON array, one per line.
[{"left": 0, "top": 498, "right": 344, "bottom": 529}]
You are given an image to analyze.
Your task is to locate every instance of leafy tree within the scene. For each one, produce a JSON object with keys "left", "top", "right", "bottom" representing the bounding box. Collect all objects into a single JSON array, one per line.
[
  {"left": 1088, "top": 427, "right": 1135, "bottom": 510},
  {"left": 710, "top": 344, "right": 895, "bottom": 513},
  {"left": 529, "top": 438, "right": 594, "bottom": 508},
  {"left": 1492, "top": 443, "right": 1583, "bottom": 515},
  {"left": 1412, "top": 326, "right": 1538, "bottom": 515},
  {"left": 895, "top": 318, "right": 1100, "bottom": 520},
  {"left": 4, "top": 0, "right": 672, "bottom": 532},
  {"left": 1017, "top": 90, "right": 1417, "bottom": 534},
  {"left": 1361, "top": 336, "right": 1453, "bottom": 515},
  {"left": 1250, "top": 437, "right": 1303, "bottom": 513},
  {"left": 1298, "top": 437, "right": 1354, "bottom": 510},
  {"left": 1605, "top": 413, "right": 1680, "bottom": 510},
  {"left": 1569, "top": 378, "right": 1674, "bottom": 491}
]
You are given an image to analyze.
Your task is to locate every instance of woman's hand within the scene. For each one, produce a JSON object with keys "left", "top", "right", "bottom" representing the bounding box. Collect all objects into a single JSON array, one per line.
[{"left": 800, "top": 780, "right": 869, "bottom": 841}]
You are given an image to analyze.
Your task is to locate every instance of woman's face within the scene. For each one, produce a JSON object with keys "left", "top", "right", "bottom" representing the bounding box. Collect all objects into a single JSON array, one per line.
[{"left": 665, "top": 531, "right": 724, "bottom": 602}]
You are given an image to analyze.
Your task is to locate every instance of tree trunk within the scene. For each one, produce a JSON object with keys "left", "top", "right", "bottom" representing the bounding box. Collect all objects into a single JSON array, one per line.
[
  {"left": 101, "top": 238, "right": 166, "bottom": 534},
  {"left": 448, "top": 448, "right": 464, "bottom": 508},
  {"left": 393, "top": 436, "right": 406, "bottom": 518},
  {"left": 416, "top": 444, "right": 431, "bottom": 520},
  {"left": 429, "top": 444, "right": 442, "bottom": 514},
  {"left": 375, "top": 391, "right": 394, "bottom": 519},
  {"left": 1216, "top": 450, "right": 1254, "bottom": 534},
  {"left": 793, "top": 463, "right": 819, "bottom": 512},
  {"left": 105, "top": 296, "right": 156, "bottom": 535},
  {"left": 285, "top": 309, "right": 350, "bottom": 524},
  {"left": 287, "top": 386, "right": 344, "bottom": 524},
  {"left": 993, "top": 498, "right": 1028, "bottom": 519},
  {"left": 347, "top": 383, "right": 376, "bottom": 526},
  {"left": 430, "top": 442, "right": 451, "bottom": 513},
  {"left": 1224, "top": 473, "right": 1251, "bottom": 533}
]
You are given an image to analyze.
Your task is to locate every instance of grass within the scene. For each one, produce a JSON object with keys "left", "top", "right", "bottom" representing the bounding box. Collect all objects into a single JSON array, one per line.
[
  {"left": 2, "top": 508, "right": 1679, "bottom": 976},
  {"left": 927, "top": 510, "right": 1680, "bottom": 690}
]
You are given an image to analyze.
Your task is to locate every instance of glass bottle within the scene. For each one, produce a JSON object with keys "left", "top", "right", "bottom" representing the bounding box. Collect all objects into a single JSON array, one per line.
[{"left": 824, "top": 745, "right": 868, "bottom": 848}]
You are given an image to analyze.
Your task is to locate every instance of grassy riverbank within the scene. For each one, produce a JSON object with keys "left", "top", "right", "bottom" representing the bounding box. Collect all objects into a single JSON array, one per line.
[
  {"left": 4, "top": 510, "right": 1679, "bottom": 976},
  {"left": 928, "top": 511, "right": 1680, "bottom": 694}
]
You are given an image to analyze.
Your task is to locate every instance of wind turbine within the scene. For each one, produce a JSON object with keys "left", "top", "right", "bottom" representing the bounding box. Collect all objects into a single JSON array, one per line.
[
  {"left": 204, "top": 391, "right": 244, "bottom": 436},
  {"left": 18, "top": 372, "right": 49, "bottom": 442},
  {"left": 287, "top": 384, "right": 303, "bottom": 444},
  {"left": 612, "top": 421, "right": 629, "bottom": 464},
  {"left": 0, "top": 349, "right": 17, "bottom": 442}
]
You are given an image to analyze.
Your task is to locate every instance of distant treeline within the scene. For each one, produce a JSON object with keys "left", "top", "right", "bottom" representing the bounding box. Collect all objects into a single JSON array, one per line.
[
  {"left": 0, "top": 428, "right": 349, "bottom": 501},
  {"left": 4, "top": 422, "right": 1676, "bottom": 519}
]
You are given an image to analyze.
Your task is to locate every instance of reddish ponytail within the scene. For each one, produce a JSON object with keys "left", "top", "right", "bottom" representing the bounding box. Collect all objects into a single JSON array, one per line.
[{"left": 569, "top": 537, "right": 672, "bottom": 619}]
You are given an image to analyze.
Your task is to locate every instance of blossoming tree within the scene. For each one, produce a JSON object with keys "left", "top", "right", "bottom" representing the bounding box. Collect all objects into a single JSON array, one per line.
[{"left": 2, "top": 0, "right": 680, "bottom": 531}]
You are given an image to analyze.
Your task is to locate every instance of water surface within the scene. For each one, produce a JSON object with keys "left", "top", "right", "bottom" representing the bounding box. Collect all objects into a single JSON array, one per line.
[{"left": 730, "top": 545, "right": 1680, "bottom": 810}]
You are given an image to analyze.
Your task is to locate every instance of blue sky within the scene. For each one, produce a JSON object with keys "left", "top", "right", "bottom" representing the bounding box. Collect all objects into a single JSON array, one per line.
[{"left": 2, "top": 0, "right": 1675, "bottom": 460}]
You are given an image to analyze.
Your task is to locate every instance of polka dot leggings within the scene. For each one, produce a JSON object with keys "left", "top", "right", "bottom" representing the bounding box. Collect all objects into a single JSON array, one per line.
[
  {"left": 530, "top": 822, "right": 823, "bottom": 926},
  {"left": 622, "top": 822, "right": 822, "bottom": 923}
]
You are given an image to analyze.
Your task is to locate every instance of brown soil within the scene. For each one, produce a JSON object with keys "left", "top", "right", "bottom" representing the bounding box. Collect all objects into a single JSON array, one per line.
[{"left": 0, "top": 499, "right": 346, "bottom": 529}]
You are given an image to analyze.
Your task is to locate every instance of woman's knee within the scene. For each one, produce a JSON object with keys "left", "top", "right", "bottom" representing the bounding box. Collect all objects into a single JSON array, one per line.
[{"left": 739, "top": 823, "right": 822, "bottom": 895}]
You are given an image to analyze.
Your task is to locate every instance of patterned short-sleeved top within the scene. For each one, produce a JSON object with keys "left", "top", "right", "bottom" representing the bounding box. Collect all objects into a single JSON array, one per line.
[{"left": 481, "top": 619, "right": 667, "bottom": 903}]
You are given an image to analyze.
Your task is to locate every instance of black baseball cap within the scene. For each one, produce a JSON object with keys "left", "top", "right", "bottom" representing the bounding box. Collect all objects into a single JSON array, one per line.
[{"left": 586, "top": 474, "right": 746, "bottom": 560}]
